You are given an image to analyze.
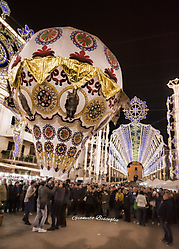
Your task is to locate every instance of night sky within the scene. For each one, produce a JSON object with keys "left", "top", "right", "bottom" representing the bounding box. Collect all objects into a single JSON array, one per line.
[{"left": 5, "top": 0, "right": 179, "bottom": 143}]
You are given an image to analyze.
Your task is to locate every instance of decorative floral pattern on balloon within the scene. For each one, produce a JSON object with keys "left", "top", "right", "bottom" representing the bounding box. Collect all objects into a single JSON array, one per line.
[
  {"left": 44, "top": 141, "right": 54, "bottom": 154},
  {"left": 67, "top": 147, "right": 77, "bottom": 158},
  {"left": 32, "top": 45, "right": 55, "bottom": 58},
  {"left": 43, "top": 124, "right": 56, "bottom": 140},
  {"left": 12, "top": 55, "right": 21, "bottom": 69},
  {"left": 81, "top": 136, "right": 89, "bottom": 149},
  {"left": 72, "top": 132, "right": 83, "bottom": 146},
  {"left": 33, "top": 125, "right": 41, "bottom": 140},
  {"left": 35, "top": 28, "right": 63, "bottom": 45},
  {"left": 81, "top": 79, "right": 101, "bottom": 96},
  {"left": 36, "top": 141, "right": 43, "bottom": 153},
  {"left": 57, "top": 127, "right": 72, "bottom": 142},
  {"left": 32, "top": 82, "right": 58, "bottom": 114},
  {"left": 70, "top": 31, "right": 97, "bottom": 51},
  {"left": 82, "top": 97, "right": 107, "bottom": 125},
  {"left": 104, "top": 46, "right": 119, "bottom": 70},
  {"left": 107, "top": 95, "right": 118, "bottom": 109},
  {"left": 104, "top": 68, "right": 117, "bottom": 83},
  {"left": 69, "top": 51, "right": 93, "bottom": 65},
  {"left": 47, "top": 69, "right": 71, "bottom": 86},
  {"left": 55, "top": 143, "right": 67, "bottom": 156}
]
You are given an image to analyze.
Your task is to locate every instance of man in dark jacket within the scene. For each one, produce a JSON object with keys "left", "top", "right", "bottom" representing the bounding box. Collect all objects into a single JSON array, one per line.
[
  {"left": 70, "top": 185, "right": 82, "bottom": 215},
  {"left": 32, "top": 180, "right": 58, "bottom": 232},
  {"left": 7, "top": 180, "right": 14, "bottom": 213},
  {"left": 48, "top": 181, "right": 65, "bottom": 231},
  {"left": 123, "top": 188, "right": 131, "bottom": 222},
  {"left": 12, "top": 181, "right": 21, "bottom": 213},
  {"left": 158, "top": 192, "right": 173, "bottom": 246}
]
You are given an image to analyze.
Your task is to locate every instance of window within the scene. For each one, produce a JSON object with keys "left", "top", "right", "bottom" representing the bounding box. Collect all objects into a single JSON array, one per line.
[
  {"left": 11, "top": 116, "right": 15, "bottom": 125},
  {"left": 135, "top": 167, "right": 137, "bottom": 171},
  {"left": 7, "top": 141, "right": 14, "bottom": 151}
]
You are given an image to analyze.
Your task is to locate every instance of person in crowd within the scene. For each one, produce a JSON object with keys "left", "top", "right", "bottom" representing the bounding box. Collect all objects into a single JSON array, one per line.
[
  {"left": 32, "top": 180, "right": 58, "bottom": 233},
  {"left": 158, "top": 192, "right": 173, "bottom": 246},
  {"left": 94, "top": 187, "right": 102, "bottom": 216},
  {"left": 136, "top": 190, "right": 147, "bottom": 226},
  {"left": 0, "top": 179, "right": 7, "bottom": 211},
  {"left": 12, "top": 181, "right": 21, "bottom": 213},
  {"left": 70, "top": 184, "right": 82, "bottom": 215},
  {"left": 59, "top": 182, "right": 70, "bottom": 227},
  {"left": 113, "top": 196, "right": 120, "bottom": 219},
  {"left": 85, "top": 186, "right": 94, "bottom": 217},
  {"left": 132, "top": 188, "right": 137, "bottom": 218},
  {"left": 7, "top": 180, "right": 14, "bottom": 213},
  {"left": 22, "top": 180, "right": 29, "bottom": 212},
  {"left": 123, "top": 188, "right": 131, "bottom": 222},
  {"left": 115, "top": 188, "right": 124, "bottom": 218},
  {"left": 48, "top": 181, "right": 65, "bottom": 231},
  {"left": 150, "top": 191, "right": 157, "bottom": 224},
  {"left": 23, "top": 180, "right": 36, "bottom": 225},
  {"left": 2, "top": 179, "right": 8, "bottom": 212},
  {"left": 101, "top": 190, "right": 110, "bottom": 217},
  {"left": 44, "top": 179, "right": 53, "bottom": 225}
]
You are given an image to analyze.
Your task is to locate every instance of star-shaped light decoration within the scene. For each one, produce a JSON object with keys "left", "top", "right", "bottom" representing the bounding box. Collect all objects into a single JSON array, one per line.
[{"left": 123, "top": 96, "right": 149, "bottom": 124}]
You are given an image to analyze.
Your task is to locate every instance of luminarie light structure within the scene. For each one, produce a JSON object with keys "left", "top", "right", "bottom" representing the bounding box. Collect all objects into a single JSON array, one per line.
[{"left": 110, "top": 96, "right": 166, "bottom": 179}]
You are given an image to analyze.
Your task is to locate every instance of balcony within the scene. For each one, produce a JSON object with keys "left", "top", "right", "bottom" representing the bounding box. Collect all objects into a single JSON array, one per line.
[
  {"left": 0, "top": 150, "right": 38, "bottom": 168},
  {"left": 4, "top": 125, "right": 34, "bottom": 143}
]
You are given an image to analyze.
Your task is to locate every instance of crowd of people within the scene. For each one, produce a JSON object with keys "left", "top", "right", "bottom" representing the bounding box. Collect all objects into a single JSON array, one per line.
[{"left": 0, "top": 178, "right": 179, "bottom": 245}]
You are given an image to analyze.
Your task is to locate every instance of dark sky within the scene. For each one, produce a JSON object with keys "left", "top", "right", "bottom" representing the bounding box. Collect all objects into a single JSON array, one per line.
[{"left": 5, "top": 0, "right": 179, "bottom": 143}]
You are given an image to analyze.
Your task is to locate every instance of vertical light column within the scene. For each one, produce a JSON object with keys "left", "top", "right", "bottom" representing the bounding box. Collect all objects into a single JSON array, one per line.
[
  {"left": 104, "top": 124, "right": 109, "bottom": 176},
  {"left": 89, "top": 137, "right": 94, "bottom": 183},
  {"left": 109, "top": 150, "right": 111, "bottom": 182},
  {"left": 83, "top": 140, "right": 89, "bottom": 182},
  {"left": 96, "top": 130, "right": 102, "bottom": 183},
  {"left": 167, "top": 78, "right": 179, "bottom": 179}
]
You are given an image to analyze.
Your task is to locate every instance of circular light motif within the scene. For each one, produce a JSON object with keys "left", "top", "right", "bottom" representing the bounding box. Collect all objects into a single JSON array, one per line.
[
  {"left": 44, "top": 141, "right": 54, "bottom": 154},
  {"left": 72, "top": 132, "right": 83, "bottom": 146},
  {"left": 36, "top": 141, "right": 43, "bottom": 153},
  {"left": 104, "top": 46, "right": 119, "bottom": 70},
  {"left": 32, "top": 83, "right": 58, "bottom": 114},
  {"left": 43, "top": 124, "right": 56, "bottom": 140},
  {"left": 70, "top": 30, "right": 97, "bottom": 51},
  {"left": 0, "top": 41, "right": 9, "bottom": 68},
  {"left": 37, "top": 90, "right": 52, "bottom": 107},
  {"left": 89, "top": 105, "right": 101, "bottom": 119},
  {"left": 35, "top": 28, "right": 63, "bottom": 45},
  {"left": 55, "top": 143, "right": 67, "bottom": 156},
  {"left": 33, "top": 125, "right": 41, "bottom": 140},
  {"left": 82, "top": 97, "right": 107, "bottom": 125},
  {"left": 67, "top": 147, "right": 77, "bottom": 158},
  {"left": 57, "top": 127, "right": 72, "bottom": 142}
]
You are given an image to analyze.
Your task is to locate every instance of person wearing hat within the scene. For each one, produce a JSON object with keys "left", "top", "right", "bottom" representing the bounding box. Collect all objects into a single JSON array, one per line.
[
  {"left": 32, "top": 180, "right": 58, "bottom": 233},
  {"left": 23, "top": 180, "right": 36, "bottom": 225}
]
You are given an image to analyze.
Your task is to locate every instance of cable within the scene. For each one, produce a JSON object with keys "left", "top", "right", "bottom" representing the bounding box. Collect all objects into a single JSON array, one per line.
[
  {"left": 151, "top": 117, "right": 166, "bottom": 125},
  {"left": 108, "top": 31, "right": 179, "bottom": 45}
]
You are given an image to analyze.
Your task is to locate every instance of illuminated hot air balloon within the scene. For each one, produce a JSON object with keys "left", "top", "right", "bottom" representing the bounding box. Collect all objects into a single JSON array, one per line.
[{"left": 8, "top": 27, "right": 130, "bottom": 177}]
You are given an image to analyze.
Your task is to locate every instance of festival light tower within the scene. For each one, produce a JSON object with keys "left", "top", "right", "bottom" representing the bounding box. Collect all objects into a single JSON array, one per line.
[{"left": 167, "top": 78, "right": 179, "bottom": 179}]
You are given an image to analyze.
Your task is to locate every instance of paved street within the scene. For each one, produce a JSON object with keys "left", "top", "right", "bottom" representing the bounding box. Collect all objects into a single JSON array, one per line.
[{"left": 0, "top": 212, "right": 179, "bottom": 249}]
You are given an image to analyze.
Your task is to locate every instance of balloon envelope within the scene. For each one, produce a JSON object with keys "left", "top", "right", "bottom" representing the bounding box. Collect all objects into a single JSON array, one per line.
[{"left": 8, "top": 27, "right": 129, "bottom": 177}]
